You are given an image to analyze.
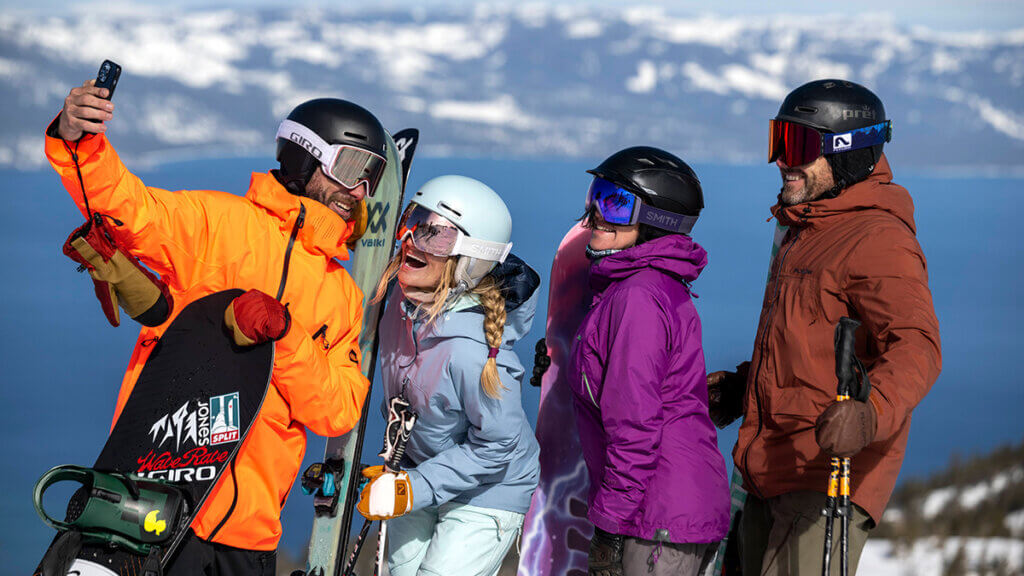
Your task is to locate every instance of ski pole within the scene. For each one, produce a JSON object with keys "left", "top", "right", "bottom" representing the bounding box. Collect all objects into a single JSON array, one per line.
[
  {"left": 822, "top": 317, "right": 860, "bottom": 576},
  {"left": 342, "top": 398, "right": 417, "bottom": 576}
]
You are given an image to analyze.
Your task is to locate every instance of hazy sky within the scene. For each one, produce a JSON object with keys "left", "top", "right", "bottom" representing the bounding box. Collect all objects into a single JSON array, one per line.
[{"left": 2, "top": 0, "right": 1022, "bottom": 31}]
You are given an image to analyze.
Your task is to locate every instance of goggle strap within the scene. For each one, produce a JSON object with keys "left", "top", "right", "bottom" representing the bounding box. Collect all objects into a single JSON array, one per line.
[
  {"left": 277, "top": 119, "right": 387, "bottom": 164},
  {"left": 451, "top": 235, "right": 513, "bottom": 263},
  {"left": 277, "top": 120, "right": 333, "bottom": 165},
  {"left": 821, "top": 120, "right": 891, "bottom": 154},
  {"left": 637, "top": 204, "right": 698, "bottom": 234}
]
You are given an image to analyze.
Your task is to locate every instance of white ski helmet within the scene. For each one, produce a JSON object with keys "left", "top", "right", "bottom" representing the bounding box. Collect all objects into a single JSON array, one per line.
[{"left": 406, "top": 174, "right": 513, "bottom": 293}]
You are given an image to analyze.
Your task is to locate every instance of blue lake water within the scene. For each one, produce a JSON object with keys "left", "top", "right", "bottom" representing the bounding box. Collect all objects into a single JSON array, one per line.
[{"left": 1, "top": 156, "right": 1021, "bottom": 569}]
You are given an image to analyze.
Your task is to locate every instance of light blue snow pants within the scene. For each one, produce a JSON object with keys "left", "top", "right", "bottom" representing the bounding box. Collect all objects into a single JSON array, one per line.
[{"left": 387, "top": 501, "right": 524, "bottom": 576}]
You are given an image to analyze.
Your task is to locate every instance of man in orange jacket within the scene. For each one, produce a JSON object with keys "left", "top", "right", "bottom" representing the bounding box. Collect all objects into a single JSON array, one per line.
[
  {"left": 47, "top": 80, "right": 392, "bottom": 575},
  {"left": 707, "top": 80, "right": 941, "bottom": 575}
]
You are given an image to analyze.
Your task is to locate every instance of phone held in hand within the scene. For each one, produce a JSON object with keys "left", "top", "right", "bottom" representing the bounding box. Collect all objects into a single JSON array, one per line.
[{"left": 95, "top": 60, "right": 121, "bottom": 100}]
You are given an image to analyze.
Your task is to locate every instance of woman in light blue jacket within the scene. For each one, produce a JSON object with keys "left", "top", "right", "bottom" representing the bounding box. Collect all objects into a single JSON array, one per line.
[{"left": 356, "top": 175, "right": 541, "bottom": 576}]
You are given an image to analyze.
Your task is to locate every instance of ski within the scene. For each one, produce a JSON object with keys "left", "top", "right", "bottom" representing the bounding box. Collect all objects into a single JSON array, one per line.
[{"left": 301, "top": 128, "right": 418, "bottom": 576}]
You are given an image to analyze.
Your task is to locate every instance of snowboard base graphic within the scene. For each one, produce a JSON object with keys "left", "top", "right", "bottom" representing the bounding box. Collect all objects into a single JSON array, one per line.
[
  {"left": 34, "top": 289, "right": 274, "bottom": 576},
  {"left": 519, "top": 223, "right": 594, "bottom": 576}
]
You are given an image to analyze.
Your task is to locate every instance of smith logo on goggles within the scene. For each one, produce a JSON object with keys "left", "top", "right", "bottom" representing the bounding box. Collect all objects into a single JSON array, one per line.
[
  {"left": 277, "top": 120, "right": 387, "bottom": 196},
  {"left": 769, "top": 119, "right": 892, "bottom": 167},
  {"left": 396, "top": 203, "right": 513, "bottom": 262},
  {"left": 587, "top": 177, "right": 698, "bottom": 234}
]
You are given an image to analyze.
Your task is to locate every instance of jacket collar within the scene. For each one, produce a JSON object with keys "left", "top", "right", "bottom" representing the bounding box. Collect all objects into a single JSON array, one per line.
[
  {"left": 246, "top": 172, "right": 353, "bottom": 261},
  {"left": 771, "top": 155, "right": 916, "bottom": 234}
]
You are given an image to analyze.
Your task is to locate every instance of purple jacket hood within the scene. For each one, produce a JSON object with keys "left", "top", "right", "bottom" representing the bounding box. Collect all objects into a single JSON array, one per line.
[{"left": 590, "top": 234, "right": 708, "bottom": 294}]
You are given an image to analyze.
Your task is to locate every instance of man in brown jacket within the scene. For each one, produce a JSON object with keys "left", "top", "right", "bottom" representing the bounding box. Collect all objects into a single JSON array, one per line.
[{"left": 708, "top": 79, "right": 941, "bottom": 575}]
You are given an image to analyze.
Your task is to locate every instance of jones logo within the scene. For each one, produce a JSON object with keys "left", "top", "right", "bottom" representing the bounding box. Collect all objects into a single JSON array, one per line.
[
  {"left": 150, "top": 400, "right": 209, "bottom": 451},
  {"left": 210, "top": 392, "right": 240, "bottom": 445},
  {"left": 832, "top": 133, "right": 852, "bottom": 152}
]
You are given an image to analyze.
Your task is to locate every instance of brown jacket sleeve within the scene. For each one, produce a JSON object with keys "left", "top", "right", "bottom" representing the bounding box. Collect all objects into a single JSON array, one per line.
[{"left": 844, "top": 222, "right": 942, "bottom": 442}]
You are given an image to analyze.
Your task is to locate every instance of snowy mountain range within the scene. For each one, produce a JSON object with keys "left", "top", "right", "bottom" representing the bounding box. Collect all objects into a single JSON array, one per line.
[{"left": 1, "top": 5, "right": 1023, "bottom": 170}]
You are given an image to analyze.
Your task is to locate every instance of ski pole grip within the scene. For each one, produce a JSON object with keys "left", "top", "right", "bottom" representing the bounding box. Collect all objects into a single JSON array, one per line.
[
  {"left": 834, "top": 317, "right": 861, "bottom": 398},
  {"left": 385, "top": 416, "right": 415, "bottom": 474}
]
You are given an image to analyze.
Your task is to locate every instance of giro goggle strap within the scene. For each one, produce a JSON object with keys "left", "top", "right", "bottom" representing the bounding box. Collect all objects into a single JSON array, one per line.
[
  {"left": 587, "top": 177, "right": 698, "bottom": 235},
  {"left": 397, "top": 204, "right": 513, "bottom": 262},
  {"left": 769, "top": 119, "right": 892, "bottom": 166},
  {"left": 277, "top": 119, "right": 387, "bottom": 196}
]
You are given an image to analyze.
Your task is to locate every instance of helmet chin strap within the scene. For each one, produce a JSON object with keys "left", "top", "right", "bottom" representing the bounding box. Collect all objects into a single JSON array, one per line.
[
  {"left": 585, "top": 245, "right": 623, "bottom": 261},
  {"left": 272, "top": 168, "right": 311, "bottom": 197}
]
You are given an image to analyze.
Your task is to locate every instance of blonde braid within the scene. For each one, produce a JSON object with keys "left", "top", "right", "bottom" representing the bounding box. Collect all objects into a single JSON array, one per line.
[{"left": 473, "top": 276, "right": 508, "bottom": 399}]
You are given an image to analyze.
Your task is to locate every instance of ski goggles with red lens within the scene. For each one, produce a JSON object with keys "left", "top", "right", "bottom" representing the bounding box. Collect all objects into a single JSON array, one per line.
[
  {"left": 586, "top": 177, "right": 698, "bottom": 234},
  {"left": 396, "top": 203, "right": 513, "bottom": 261},
  {"left": 277, "top": 120, "right": 387, "bottom": 196},
  {"left": 768, "top": 119, "right": 892, "bottom": 167}
]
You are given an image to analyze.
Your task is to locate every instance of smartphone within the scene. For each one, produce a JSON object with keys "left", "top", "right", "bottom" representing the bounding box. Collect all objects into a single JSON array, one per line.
[{"left": 95, "top": 60, "right": 121, "bottom": 100}]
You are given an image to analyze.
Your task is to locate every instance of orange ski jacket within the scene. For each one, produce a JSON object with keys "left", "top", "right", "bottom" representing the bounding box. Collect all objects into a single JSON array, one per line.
[
  {"left": 734, "top": 156, "right": 942, "bottom": 523},
  {"left": 45, "top": 123, "right": 371, "bottom": 550}
]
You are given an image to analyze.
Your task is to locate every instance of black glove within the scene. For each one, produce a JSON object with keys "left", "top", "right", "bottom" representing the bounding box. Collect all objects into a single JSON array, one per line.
[
  {"left": 530, "top": 338, "right": 551, "bottom": 387},
  {"left": 588, "top": 527, "right": 624, "bottom": 576},
  {"left": 706, "top": 361, "right": 750, "bottom": 428}
]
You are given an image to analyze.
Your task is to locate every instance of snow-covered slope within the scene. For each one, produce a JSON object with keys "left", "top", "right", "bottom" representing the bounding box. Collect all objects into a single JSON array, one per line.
[{"left": 1, "top": 5, "right": 1022, "bottom": 169}]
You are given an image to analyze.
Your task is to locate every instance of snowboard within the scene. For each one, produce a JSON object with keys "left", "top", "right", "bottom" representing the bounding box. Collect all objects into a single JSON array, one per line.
[
  {"left": 518, "top": 222, "right": 594, "bottom": 576},
  {"left": 33, "top": 289, "right": 274, "bottom": 576},
  {"left": 301, "top": 128, "right": 418, "bottom": 576},
  {"left": 708, "top": 221, "right": 789, "bottom": 576}
]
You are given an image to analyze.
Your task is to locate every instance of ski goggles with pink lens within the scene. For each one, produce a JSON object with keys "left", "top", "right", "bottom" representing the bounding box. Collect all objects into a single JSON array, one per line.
[
  {"left": 768, "top": 119, "right": 892, "bottom": 167},
  {"left": 277, "top": 120, "right": 387, "bottom": 196},
  {"left": 396, "top": 203, "right": 513, "bottom": 262},
  {"left": 586, "top": 177, "right": 697, "bottom": 234}
]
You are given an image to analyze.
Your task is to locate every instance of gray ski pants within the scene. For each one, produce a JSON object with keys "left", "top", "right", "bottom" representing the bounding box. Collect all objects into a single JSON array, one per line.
[
  {"left": 740, "top": 491, "right": 873, "bottom": 576},
  {"left": 622, "top": 538, "right": 717, "bottom": 576}
]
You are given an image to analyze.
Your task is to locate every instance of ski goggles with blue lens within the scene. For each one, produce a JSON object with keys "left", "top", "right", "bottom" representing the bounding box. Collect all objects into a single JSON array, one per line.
[
  {"left": 769, "top": 119, "right": 892, "bottom": 167},
  {"left": 586, "top": 177, "right": 698, "bottom": 234},
  {"left": 277, "top": 120, "right": 387, "bottom": 196}
]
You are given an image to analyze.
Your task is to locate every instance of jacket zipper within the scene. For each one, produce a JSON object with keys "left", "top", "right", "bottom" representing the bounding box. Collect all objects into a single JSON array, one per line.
[
  {"left": 209, "top": 203, "right": 305, "bottom": 541},
  {"left": 275, "top": 203, "right": 306, "bottom": 301},
  {"left": 741, "top": 227, "right": 802, "bottom": 499}
]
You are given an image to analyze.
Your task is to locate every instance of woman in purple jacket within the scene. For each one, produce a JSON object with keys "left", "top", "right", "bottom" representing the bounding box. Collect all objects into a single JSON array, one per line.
[{"left": 569, "top": 147, "right": 730, "bottom": 576}]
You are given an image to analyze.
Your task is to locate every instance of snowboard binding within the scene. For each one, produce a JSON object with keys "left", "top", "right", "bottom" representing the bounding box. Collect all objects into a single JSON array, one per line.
[{"left": 33, "top": 465, "right": 190, "bottom": 556}]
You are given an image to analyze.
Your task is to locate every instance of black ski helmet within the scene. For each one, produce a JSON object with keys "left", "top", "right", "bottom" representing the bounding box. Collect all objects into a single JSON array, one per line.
[
  {"left": 275, "top": 98, "right": 388, "bottom": 195},
  {"left": 775, "top": 79, "right": 888, "bottom": 190},
  {"left": 587, "top": 146, "right": 703, "bottom": 241}
]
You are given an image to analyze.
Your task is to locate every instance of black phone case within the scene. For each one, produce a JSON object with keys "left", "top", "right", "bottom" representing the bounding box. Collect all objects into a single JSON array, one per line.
[{"left": 96, "top": 60, "right": 121, "bottom": 100}]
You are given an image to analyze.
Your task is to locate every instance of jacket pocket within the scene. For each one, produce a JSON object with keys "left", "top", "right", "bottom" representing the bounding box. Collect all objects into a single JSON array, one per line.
[{"left": 582, "top": 373, "right": 599, "bottom": 409}]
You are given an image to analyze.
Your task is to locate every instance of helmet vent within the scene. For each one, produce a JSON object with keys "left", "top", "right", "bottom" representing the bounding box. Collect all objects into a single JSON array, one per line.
[
  {"left": 795, "top": 105, "right": 818, "bottom": 114},
  {"left": 438, "top": 201, "right": 462, "bottom": 219},
  {"left": 344, "top": 131, "right": 367, "bottom": 141}
]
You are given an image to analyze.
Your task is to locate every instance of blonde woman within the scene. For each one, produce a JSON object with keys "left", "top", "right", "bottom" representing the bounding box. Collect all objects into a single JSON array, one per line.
[{"left": 355, "top": 175, "right": 541, "bottom": 576}]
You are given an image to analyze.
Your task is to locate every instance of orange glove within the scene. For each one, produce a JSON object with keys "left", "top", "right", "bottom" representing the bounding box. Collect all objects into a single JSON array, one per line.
[
  {"left": 356, "top": 465, "right": 413, "bottom": 521},
  {"left": 224, "top": 290, "right": 290, "bottom": 346}
]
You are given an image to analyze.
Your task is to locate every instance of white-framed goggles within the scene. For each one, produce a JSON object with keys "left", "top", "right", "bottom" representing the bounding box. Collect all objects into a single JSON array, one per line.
[
  {"left": 396, "top": 203, "right": 513, "bottom": 262},
  {"left": 276, "top": 119, "right": 387, "bottom": 196}
]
